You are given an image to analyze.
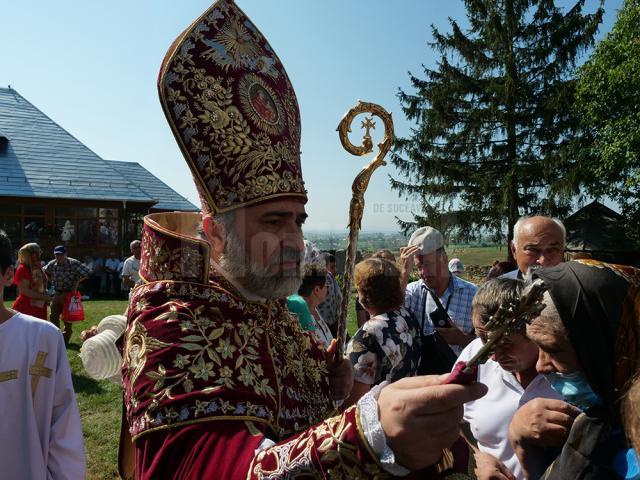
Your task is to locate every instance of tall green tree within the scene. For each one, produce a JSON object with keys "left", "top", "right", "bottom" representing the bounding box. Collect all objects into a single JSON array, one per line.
[
  {"left": 391, "top": 0, "right": 603, "bottom": 254},
  {"left": 575, "top": 0, "right": 640, "bottom": 244}
]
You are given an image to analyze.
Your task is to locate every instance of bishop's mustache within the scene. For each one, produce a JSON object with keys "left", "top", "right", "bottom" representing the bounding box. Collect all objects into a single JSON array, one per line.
[{"left": 276, "top": 247, "right": 303, "bottom": 264}]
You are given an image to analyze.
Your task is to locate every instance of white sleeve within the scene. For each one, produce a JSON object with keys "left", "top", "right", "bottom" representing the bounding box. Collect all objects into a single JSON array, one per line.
[
  {"left": 47, "top": 336, "right": 87, "bottom": 480},
  {"left": 79, "top": 330, "right": 123, "bottom": 382},
  {"left": 121, "top": 259, "right": 131, "bottom": 278},
  {"left": 357, "top": 382, "right": 411, "bottom": 477},
  {"left": 456, "top": 338, "right": 483, "bottom": 424}
]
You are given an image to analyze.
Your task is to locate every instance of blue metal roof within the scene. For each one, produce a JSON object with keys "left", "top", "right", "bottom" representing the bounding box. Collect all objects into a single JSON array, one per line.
[
  {"left": 106, "top": 160, "right": 199, "bottom": 212},
  {"left": 0, "top": 87, "right": 154, "bottom": 203}
]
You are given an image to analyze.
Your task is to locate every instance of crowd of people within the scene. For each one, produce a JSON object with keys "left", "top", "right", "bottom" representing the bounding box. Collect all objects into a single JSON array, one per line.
[
  {"left": 1, "top": 1, "right": 639, "bottom": 479},
  {"left": 6, "top": 240, "right": 143, "bottom": 342},
  {"left": 80, "top": 240, "right": 142, "bottom": 299},
  {"left": 280, "top": 214, "right": 640, "bottom": 479}
]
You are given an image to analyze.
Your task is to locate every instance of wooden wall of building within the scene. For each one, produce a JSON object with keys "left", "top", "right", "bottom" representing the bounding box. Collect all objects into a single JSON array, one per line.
[{"left": 0, "top": 197, "right": 151, "bottom": 261}]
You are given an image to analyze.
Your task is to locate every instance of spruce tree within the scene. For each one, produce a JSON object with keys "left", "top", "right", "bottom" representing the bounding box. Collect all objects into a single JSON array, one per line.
[{"left": 392, "top": 0, "right": 603, "bottom": 255}]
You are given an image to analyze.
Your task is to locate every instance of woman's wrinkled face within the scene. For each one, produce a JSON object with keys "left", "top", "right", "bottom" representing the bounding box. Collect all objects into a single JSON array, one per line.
[{"left": 526, "top": 319, "right": 581, "bottom": 374}]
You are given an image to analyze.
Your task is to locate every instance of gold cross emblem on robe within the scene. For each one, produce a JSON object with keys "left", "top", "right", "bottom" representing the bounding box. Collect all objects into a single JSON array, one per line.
[
  {"left": 0, "top": 369, "right": 18, "bottom": 382},
  {"left": 29, "top": 351, "right": 52, "bottom": 396}
]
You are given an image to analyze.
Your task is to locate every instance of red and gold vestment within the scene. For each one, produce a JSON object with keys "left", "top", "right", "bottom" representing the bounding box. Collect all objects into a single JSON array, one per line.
[{"left": 122, "top": 213, "right": 390, "bottom": 478}]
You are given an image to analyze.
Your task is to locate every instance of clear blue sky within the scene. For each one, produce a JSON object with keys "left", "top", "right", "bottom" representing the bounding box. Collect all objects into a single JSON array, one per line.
[{"left": 1, "top": 0, "right": 622, "bottom": 232}]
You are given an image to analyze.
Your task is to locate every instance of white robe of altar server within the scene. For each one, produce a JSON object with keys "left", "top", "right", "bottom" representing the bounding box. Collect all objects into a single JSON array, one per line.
[{"left": 0, "top": 312, "right": 86, "bottom": 479}]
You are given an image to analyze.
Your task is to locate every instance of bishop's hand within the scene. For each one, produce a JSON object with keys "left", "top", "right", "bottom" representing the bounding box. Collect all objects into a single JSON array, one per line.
[
  {"left": 378, "top": 374, "right": 487, "bottom": 470},
  {"left": 324, "top": 339, "right": 354, "bottom": 401}
]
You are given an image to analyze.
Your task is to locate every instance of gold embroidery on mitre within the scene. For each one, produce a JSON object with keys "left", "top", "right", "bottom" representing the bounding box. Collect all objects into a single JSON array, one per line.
[
  {"left": 158, "top": 0, "right": 306, "bottom": 213},
  {"left": 238, "top": 74, "right": 284, "bottom": 135}
]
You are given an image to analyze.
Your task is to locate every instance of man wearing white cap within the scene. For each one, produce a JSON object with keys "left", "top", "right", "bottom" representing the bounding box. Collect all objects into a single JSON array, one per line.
[{"left": 404, "top": 226, "right": 477, "bottom": 354}]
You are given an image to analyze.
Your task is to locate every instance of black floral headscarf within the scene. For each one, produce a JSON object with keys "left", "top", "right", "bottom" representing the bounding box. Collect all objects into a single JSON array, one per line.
[
  {"left": 532, "top": 260, "right": 640, "bottom": 479},
  {"left": 533, "top": 260, "right": 640, "bottom": 407}
]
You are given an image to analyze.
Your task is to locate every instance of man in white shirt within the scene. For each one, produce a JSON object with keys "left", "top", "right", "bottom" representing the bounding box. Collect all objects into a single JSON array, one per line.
[
  {"left": 0, "top": 230, "right": 86, "bottom": 479},
  {"left": 458, "top": 277, "right": 562, "bottom": 480},
  {"left": 104, "top": 252, "right": 121, "bottom": 297},
  {"left": 121, "top": 240, "right": 141, "bottom": 294}
]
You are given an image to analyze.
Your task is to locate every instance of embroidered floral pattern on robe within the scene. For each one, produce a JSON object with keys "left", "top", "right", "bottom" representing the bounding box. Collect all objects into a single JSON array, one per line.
[{"left": 124, "top": 276, "right": 332, "bottom": 439}]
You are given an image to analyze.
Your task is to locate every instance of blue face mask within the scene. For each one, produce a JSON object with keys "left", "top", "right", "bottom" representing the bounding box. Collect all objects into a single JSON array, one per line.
[
  {"left": 542, "top": 371, "right": 603, "bottom": 411},
  {"left": 613, "top": 448, "right": 640, "bottom": 480}
]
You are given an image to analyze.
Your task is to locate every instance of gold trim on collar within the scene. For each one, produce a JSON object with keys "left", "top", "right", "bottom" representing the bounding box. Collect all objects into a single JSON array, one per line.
[{"left": 143, "top": 211, "right": 210, "bottom": 282}]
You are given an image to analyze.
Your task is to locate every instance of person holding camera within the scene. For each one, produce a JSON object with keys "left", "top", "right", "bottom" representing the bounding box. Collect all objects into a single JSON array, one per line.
[{"left": 404, "top": 226, "right": 477, "bottom": 358}]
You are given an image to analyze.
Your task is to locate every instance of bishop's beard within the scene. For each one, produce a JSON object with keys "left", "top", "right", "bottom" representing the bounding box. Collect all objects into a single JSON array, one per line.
[{"left": 219, "top": 229, "right": 303, "bottom": 300}]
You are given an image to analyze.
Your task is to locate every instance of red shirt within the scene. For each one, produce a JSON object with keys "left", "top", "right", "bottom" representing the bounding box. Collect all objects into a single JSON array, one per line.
[{"left": 13, "top": 264, "right": 47, "bottom": 320}]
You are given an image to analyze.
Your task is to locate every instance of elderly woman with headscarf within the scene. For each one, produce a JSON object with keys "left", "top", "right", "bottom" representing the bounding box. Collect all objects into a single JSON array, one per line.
[
  {"left": 509, "top": 260, "right": 640, "bottom": 479},
  {"left": 13, "top": 243, "right": 51, "bottom": 320}
]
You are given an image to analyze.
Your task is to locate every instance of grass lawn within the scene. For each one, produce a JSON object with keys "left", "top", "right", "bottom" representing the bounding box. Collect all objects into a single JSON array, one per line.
[
  {"left": 446, "top": 244, "right": 510, "bottom": 267},
  {"left": 64, "top": 300, "right": 128, "bottom": 480}
]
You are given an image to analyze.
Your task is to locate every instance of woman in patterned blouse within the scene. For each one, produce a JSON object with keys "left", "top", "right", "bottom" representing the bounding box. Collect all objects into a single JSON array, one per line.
[{"left": 344, "top": 257, "right": 423, "bottom": 406}]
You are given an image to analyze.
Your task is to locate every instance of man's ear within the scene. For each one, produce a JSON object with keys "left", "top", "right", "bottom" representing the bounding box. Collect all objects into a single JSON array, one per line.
[
  {"left": 0, "top": 265, "right": 14, "bottom": 289},
  {"left": 202, "top": 215, "right": 226, "bottom": 260},
  {"left": 509, "top": 240, "right": 516, "bottom": 258}
]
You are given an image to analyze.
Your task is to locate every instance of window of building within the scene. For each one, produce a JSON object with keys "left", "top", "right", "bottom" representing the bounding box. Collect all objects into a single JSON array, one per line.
[
  {"left": 0, "top": 204, "right": 46, "bottom": 249},
  {"left": 98, "top": 208, "right": 119, "bottom": 246},
  {"left": 0, "top": 135, "right": 8, "bottom": 155},
  {"left": 55, "top": 206, "right": 119, "bottom": 247},
  {"left": 55, "top": 207, "right": 77, "bottom": 246},
  {"left": 124, "top": 213, "right": 144, "bottom": 245}
]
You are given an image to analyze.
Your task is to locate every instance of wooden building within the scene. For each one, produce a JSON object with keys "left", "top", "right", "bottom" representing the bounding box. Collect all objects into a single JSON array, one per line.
[
  {"left": 0, "top": 87, "right": 198, "bottom": 260},
  {"left": 565, "top": 200, "right": 639, "bottom": 266}
]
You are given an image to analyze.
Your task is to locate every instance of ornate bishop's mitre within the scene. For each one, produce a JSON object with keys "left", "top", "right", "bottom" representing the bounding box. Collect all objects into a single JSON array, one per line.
[{"left": 158, "top": 0, "right": 307, "bottom": 214}]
